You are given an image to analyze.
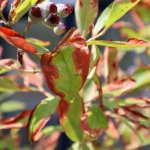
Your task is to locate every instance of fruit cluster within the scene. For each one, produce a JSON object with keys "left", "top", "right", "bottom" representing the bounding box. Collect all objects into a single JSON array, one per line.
[{"left": 28, "top": 0, "right": 73, "bottom": 35}]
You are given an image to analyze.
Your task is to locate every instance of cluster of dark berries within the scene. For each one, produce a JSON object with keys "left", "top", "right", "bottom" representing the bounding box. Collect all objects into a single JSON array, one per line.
[{"left": 28, "top": 0, "right": 73, "bottom": 35}]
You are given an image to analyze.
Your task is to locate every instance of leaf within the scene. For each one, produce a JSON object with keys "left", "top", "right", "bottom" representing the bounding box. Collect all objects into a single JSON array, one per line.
[
  {"left": 0, "top": 0, "right": 8, "bottom": 11},
  {"left": 135, "top": 4, "right": 150, "bottom": 22},
  {"left": 80, "top": 105, "right": 108, "bottom": 138},
  {"left": 42, "top": 125, "right": 63, "bottom": 137},
  {"left": 75, "top": 0, "right": 98, "bottom": 37},
  {"left": 104, "top": 47, "right": 118, "bottom": 83},
  {"left": 131, "top": 67, "right": 150, "bottom": 91},
  {"left": 41, "top": 30, "right": 90, "bottom": 141},
  {"left": 0, "top": 66, "right": 9, "bottom": 75},
  {"left": 57, "top": 98, "right": 83, "bottom": 142},
  {"left": 103, "top": 78, "right": 136, "bottom": 98},
  {"left": 87, "top": 106, "right": 108, "bottom": 129},
  {"left": 93, "top": 0, "right": 141, "bottom": 36},
  {"left": 115, "top": 97, "right": 147, "bottom": 107},
  {"left": 0, "top": 77, "right": 20, "bottom": 92},
  {"left": 41, "top": 30, "right": 90, "bottom": 102},
  {"left": 27, "top": 40, "right": 49, "bottom": 54},
  {"left": 90, "top": 45, "right": 101, "bottom": 69},
  {"left": 87, "top": 38, "right": 150, "bottom": 49},
  {"left": 0, "top": 110, "right": 31, "bottom": 124},
  {"left": 0, "top": 101, "right": 25, "bottom": 113},
  {"left": 68, "top": 142, "right": 94, "bottom": 150},
  {"left": 0, "top": 110, "right": 31, "bottom": 129},
  {"left": 9, "top": 0, "right": 21, "bottom": 22},
  {"left": 10, "top": 0, "right": 43, "bottom": 23},
  {"left": 139, "top": 119, "right": 150, "bottom": 127},
  {"left": 0, "top": 27, "right": 38, "bottom": 54},
  {"left": 26, "top": 38, "right": 50, "bottom": 47},
  {"left": 27, "top": 96, "right": 60, "bottom": 142}
]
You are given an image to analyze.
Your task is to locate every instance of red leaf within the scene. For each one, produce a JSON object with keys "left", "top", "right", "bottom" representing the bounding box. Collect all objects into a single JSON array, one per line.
[
  {"left": 0, "top": 27, "right": 38, "bottom": 54},
  {"left": 127, "top": 38, "right": 148, "bottom": 45},
  {"left": 107, "top": 78, "right": 135, "bottom": 91},
  {"left": 0, "top": 110, "right": 31, "bottom": 124}
]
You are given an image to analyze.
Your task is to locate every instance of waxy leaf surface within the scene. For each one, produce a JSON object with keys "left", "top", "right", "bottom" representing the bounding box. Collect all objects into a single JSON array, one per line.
[
  {"left": 75, "top": 0, "right": 98, "bottom": 37},
  {"left": 93, "top": 0, "right": 141, "bottom": 36},
  {"left": 87, "top": 38, "right": 150, "bottom": 49},
  {"left": 27, "top": 96, "right": 60, "bottom": 142}
]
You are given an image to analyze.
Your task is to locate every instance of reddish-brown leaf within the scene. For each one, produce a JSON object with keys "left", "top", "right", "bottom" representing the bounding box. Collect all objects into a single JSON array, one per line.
[
  {"left": 0, "top": 27, "right": 38, "bottom": 54},
  {"left": 0, "top": 110, "right": 31, "bottom": 124}
]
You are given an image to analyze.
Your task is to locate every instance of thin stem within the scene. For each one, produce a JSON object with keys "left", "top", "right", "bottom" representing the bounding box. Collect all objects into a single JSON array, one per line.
[{"left": 22, "top": 20, "right": 32, "bottom": 37}]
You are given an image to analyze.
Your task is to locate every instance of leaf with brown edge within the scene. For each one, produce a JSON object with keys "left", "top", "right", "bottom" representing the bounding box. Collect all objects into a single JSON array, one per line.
[
  {"left": 75, "top": 0, "right": 98, "bottom": 37},
  {"left": 40, "top": 30, "right": 90, "bottom": 141},
  {"left": 80, "top": 105, "right": 108, "bottom": 138},
  {"left": 41, "top": 30, "right": 90, "bottom": 102},
  {"left": 0, "top": 110, "right": 31, "bottom": 124},
  {"left": 0, "top": 27, "right": 38, "bottom": 54},
  {"left": 104, "top": 47, "right": 118, "bottom": 83},
  {"left": 27, "top": 96, "right": 60, "bottom": 142},
  {"left": 57, "top": 97, "right": 84, "bottom": 142},
  {"left": 87, "top": 38, "right": 150, "bottom": 49},
  {"left": 0, "top": 110, "right": 31, "bottom": 130}
]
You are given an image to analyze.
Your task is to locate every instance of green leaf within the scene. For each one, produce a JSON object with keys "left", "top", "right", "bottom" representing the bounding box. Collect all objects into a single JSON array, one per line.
[
  {"left": 115, "top": 98, "right": 147, "bottom": 107},
  {"left": 103, "top": 67, "right": 150, "bottom": 98},
  {"left": 132, "top": 67, "right": 150, "bottom": 90},
  {"left": 75, "top": 0, "right": 98, "bottom": 37},
  {"left": 138, "top": 119, "right": 150, "bottom": 127},
  {"left": 135, "top": 5, "right": 150, "bottom": 23},
  {"left": 10, "top": 0, "right": 42, "bottom": 23},
  {"left": 42, "top": 125, "right": 63, "bottom": 137},
  {"left": 27, "top": 96, "right": 60, "bottom": 142},
  {"left": 58, "top": 97, "right": 83, "bottom": 142},
  {"left": 68, "top": 142, "right": 94, "bottom": 150},
  {"left": 27, "top": 40, "right": 49, "bottom": 54},
  {"left": 0, "top": 66, "right": 9, "bottom": 75},
  {"left": 0, "top": 77, "right": 20, "bottom": 92},
  {"left": 87, "top": 38, "right": 150, "bottom": 49},
  {"left": 53, "top": 46, "right": 82, "bottom": 102},
  {"left": 87, "top": 105, "right": 108, "bottom": 129},
  {"left": 90, "top": 45, "right": 100, "bottom": 69},
  {"left": 27, "top": 38, "right": 50, "bottom": 46},
  {"left": 0, "top": 101, "right": 25, "bottom": 113},
  {"left": 93, "top": 0, "right": 141, "bottom": 37}
]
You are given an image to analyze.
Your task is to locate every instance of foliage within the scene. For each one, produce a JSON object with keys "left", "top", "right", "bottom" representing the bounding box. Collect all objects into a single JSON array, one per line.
[{"left": 0, "top": 0, "right": 150, "bottom": 149}]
